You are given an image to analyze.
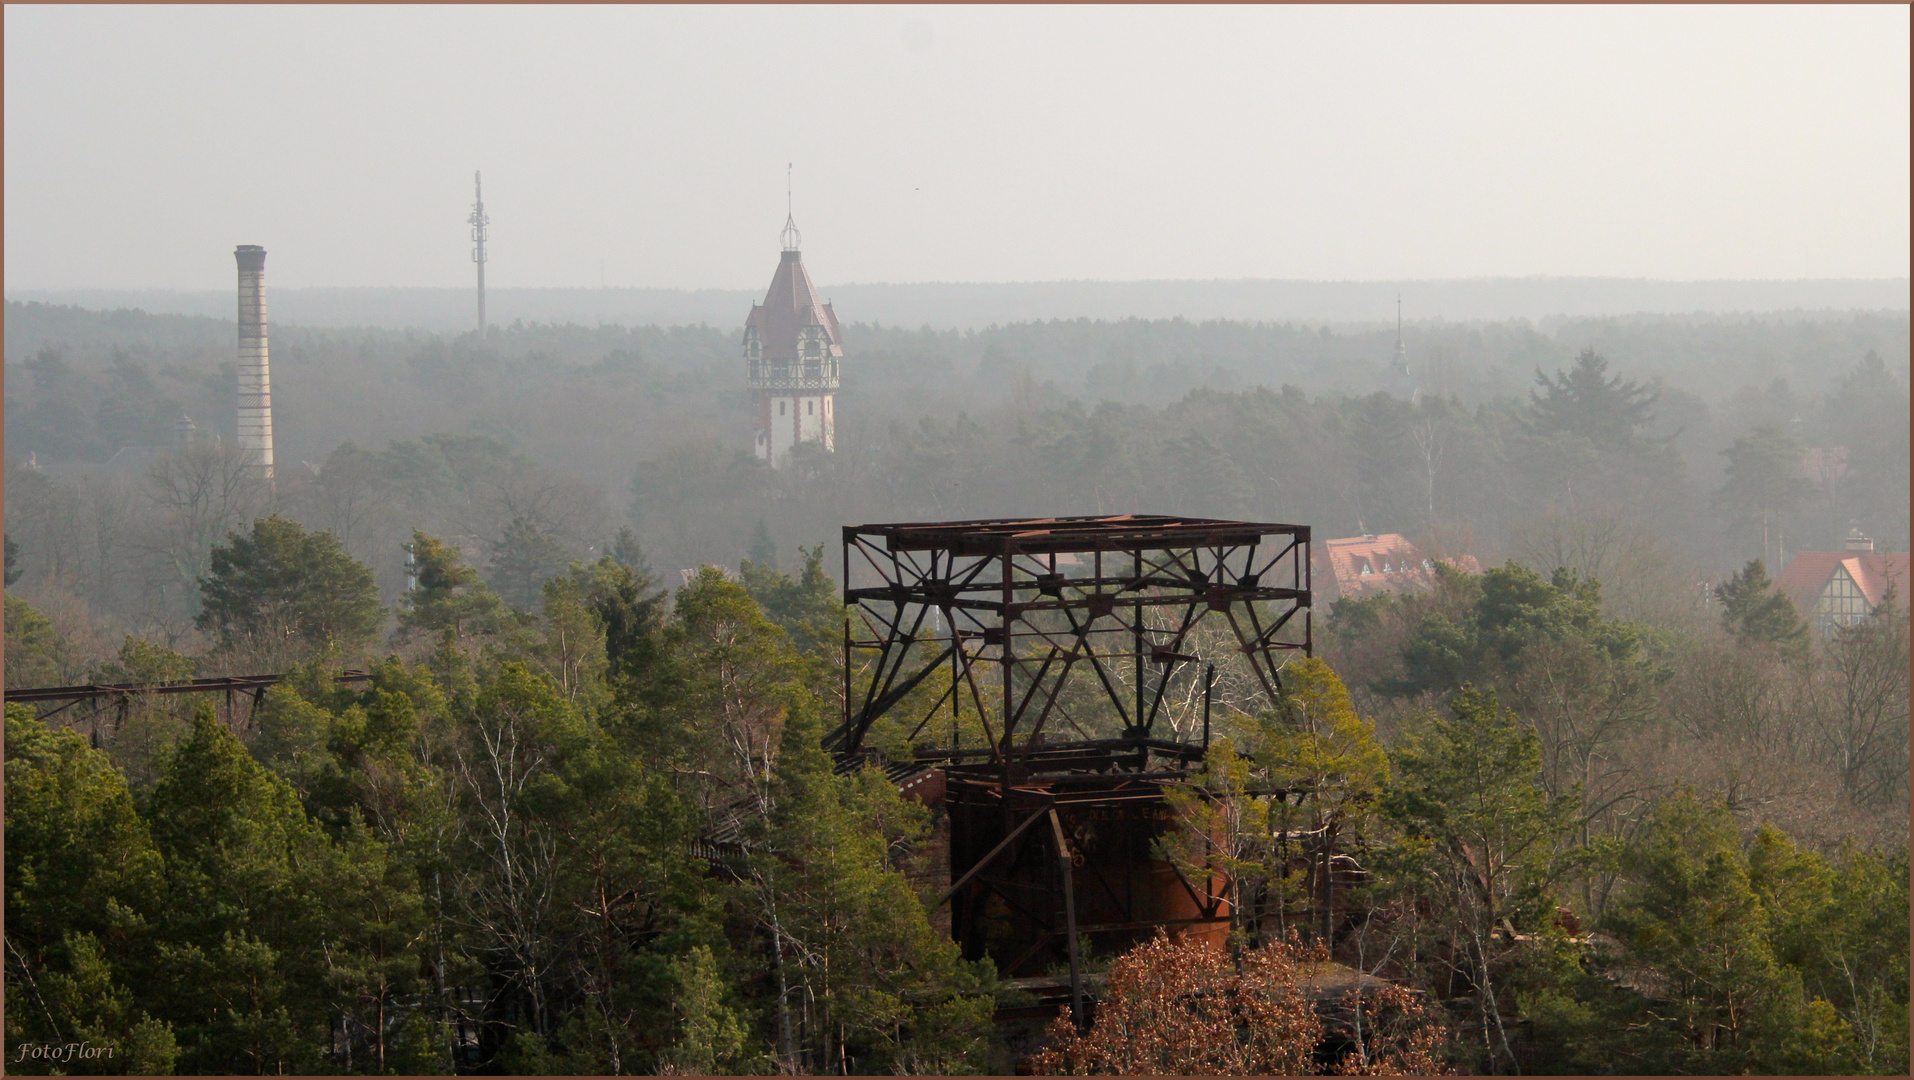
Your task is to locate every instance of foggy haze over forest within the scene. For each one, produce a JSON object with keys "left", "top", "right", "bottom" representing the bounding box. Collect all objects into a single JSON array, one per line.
[
  {"left": 4, "top": 5, "right": 1910, "bottom": 1078},
  {"left": 11, "top": 277, "right": 1910, "bottom": 333}
]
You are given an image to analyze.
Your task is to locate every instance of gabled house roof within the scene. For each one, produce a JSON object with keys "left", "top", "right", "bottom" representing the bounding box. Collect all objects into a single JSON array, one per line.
[
  {"left": 1312, "top": 533, "right": 1480, "bottom": 604},
  {"left": 1775, "top": 551, "right": 1910, "bottom": 612},
  {"left": 744, "top": 249, "right": 843, "bottom": 361}
]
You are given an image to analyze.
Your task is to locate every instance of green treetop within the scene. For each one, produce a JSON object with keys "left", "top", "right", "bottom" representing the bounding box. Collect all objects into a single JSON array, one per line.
[
  {"left": 195, "top": 515, "right": 382, "bottom": 658},
  {"left": 1715, "top": 424, "right": 1815, "bottom": 554},
  {"left": 1714, "top": 558, "right": 1810, "bottom": 653},
  {"left": 399, "top": 529, "right": 510, "bottom": 640},
  {"left": 1527, "top": 349, "right": 1658, "bottom": 449}
]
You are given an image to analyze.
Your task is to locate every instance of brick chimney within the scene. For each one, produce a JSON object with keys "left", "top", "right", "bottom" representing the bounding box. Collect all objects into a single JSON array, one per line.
[{"left": 235, "top": 245, "right": 273, "bottom": 481}]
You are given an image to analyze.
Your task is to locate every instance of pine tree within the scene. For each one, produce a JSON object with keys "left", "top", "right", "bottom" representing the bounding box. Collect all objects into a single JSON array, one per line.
[
  {"left": 740, "top": 543, "right": 844, "bottom": 658},
  {"left": 568, "top": 555, "right": 668, "bottom": 687},
  {"left": 1527, "top": 349, "right": 1658, "bottom": 449},
  {"left": 3, "top": 705, "right": 177, "bottom": 1075},
  {"left": 740, "top": 698, "right": 995, "bottom": 1075},
  {"left": 1714, "top": 558, "right": 1810, "bottom": 653},
  {"left": 399, "top": 529, "right": 510, "bottom": 640},
  {"left": 663, "top": 946, "right": 752, "bottom": 1074},
  {"left": 667, "top": 567, "right": 805, "bottom": 810},
  {"left": 488, "top": 516, "right": 572, "bottom": 612},
  {"left": 1599, "top": 793, "right": 1813, "bottom": 1072},
  {"left": 195, "top": 515, "right": 383, "bottom": 659},
  {"left": 4, "top": 594, "right": 74, "bottom": 688},
  {"left": 1716, "top": 424, "right": 1816, "bottom": 562},
  {"left": 536, "top": 575, "right": 610, "bottom": 712},
  {"left": 142, "top": 707, "right": 338, "bottom": 1074},
  {"left": 606, "top": 525, "right": 653, "bottom": 582},
  {"left": 321, "top": 819, "right": 442, "bottom": 1074},
  {"left": 746, "top": 518, "right": 778, "bottom": 570},
  {"left": 1381, "top": 685, "right": 1577, "bottom": 1074}
]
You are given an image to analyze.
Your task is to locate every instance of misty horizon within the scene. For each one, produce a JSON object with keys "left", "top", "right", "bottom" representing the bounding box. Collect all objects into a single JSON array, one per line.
[{"left": 10, "top": 276, "right": 1908, "bottom": 336}]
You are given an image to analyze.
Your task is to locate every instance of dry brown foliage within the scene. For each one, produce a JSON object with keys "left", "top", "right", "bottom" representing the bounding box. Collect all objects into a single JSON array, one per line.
[
  {"left": 1029, "top": 930, "right": 1452, "bottom": 1076},
  {"left": 1332, "top": 982, "right": 1452, "bottom": 1075}
]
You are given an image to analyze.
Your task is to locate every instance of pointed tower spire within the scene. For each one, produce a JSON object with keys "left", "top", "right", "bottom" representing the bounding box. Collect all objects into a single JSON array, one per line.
[
  {"left": 748, "top": 167, "right": 840, "bottom": 467},
  {"left": 780, "top": 162, "right": 801, "bottom": 252}
]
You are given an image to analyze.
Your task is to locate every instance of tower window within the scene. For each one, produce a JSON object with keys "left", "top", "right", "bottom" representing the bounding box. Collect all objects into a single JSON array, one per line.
[
  {"left": 779, "top": 401, "right": 786, "bottom": 415},
  {"left": 807, "top": 400, "right": 814, "bottom": 415}
]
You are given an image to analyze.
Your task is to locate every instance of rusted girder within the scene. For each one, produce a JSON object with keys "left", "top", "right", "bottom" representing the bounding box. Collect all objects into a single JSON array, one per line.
[
  {"left": 832, "top": 514, "right": 1311, "bottom": 762},
  {"left": 4, "top": 670, "right": 374, "bottom": 722}
]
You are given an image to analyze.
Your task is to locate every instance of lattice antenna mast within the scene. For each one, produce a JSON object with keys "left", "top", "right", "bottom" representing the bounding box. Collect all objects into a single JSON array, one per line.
[
  {"left": 781, "top": 162, "right": 801, "bottom": 252},
  {"left": 1397, "top": 292, "right": 1419, "bottom": 405},
  {"left": 469, "top": 171, "right": 490, "bottom": 335}
]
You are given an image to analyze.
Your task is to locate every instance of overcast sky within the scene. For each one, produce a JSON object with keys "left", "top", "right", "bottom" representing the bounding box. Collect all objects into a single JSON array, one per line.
[{"left": 6, "top": 5, "right": 1909, "bottom": 291}]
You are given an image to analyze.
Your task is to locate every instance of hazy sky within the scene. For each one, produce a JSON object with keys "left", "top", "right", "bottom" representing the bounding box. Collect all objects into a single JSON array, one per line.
[{"left": 6, "top": 5, "right": 1909, "bottom": 290}]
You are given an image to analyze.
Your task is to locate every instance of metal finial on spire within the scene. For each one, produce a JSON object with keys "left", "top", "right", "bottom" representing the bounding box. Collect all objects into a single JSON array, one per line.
[{"left": 780, "top": 162, "right": 801, "bottom": 252}]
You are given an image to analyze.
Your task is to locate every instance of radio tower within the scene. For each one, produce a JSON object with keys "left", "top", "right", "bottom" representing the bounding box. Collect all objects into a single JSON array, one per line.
[{"left": 469, "top": 171, "right": 489, "bottom": 336}]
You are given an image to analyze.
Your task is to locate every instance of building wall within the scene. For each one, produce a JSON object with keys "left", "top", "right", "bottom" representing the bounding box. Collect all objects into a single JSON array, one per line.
[
  {"left": 754, "top": 392, "right": 835, "bottom": 465},
  {"left": 1812, "top": 566, "right": 1873, "bottom": 631}
]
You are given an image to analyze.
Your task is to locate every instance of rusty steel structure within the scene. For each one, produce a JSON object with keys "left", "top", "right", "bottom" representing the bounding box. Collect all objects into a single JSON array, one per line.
[
  {"left": 5, "top": 670, "right": 374, "bottom": 745},
  {"left": 834, "top": 514, "right": 1312, "bottom": 762},
  {"left": 834, "top": 514, "right": 1313, "bottom": 1014}
]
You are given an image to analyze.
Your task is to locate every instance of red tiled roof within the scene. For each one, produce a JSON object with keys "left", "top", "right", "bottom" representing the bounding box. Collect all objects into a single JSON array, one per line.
[
  {"left": 1311, "top": 533, "right": 1479, "bottom": 603},
  {"left": 1775, "top": 551, "right": 1910, "bottom": 612},
  {"left": 744, "top": 249, "right": 843, "bottom": 361}
]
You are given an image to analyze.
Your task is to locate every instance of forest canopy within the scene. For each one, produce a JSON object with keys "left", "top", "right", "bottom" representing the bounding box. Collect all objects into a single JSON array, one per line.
[{"left": 3, "top": 301, "right": 1907, "bottom": 1074}]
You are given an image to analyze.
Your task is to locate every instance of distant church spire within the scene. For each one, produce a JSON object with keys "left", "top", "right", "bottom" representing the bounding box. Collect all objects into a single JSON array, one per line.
[{"left": 780, "top": 162, "right": 801, "bottom": 252}]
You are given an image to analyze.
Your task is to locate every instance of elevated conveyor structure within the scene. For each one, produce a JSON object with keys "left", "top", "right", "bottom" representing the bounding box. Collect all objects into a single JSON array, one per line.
[{"left": 833, "top": 514, "right": 1314, "bottom": 1010}]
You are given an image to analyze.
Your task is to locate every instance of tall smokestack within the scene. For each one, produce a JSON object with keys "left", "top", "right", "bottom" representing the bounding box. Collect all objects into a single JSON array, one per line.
[{"left": 234, "top": 245, "right": 274, "bottom": 480}]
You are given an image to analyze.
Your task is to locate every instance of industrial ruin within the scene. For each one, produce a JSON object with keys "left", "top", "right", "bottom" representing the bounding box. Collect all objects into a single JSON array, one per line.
[{"left": 828, "top": 514, "right": 1317, "bottom": 1020}]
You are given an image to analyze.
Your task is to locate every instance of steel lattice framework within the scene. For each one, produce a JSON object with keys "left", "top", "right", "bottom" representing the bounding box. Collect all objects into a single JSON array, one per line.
[{"left": 832, "top": 515, "right": 1312, "bottom": 765}]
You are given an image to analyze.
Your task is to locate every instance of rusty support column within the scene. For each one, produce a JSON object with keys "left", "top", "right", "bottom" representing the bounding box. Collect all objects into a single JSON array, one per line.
[
  {"left": 1001, "top": 551, "right": 1014, "bottom": 818},
  {"left": 950, "top": 624, "right": 961, "bottom": 751},
  {"left": 1203, "top": 662, "right": 1214, "bottom": 750},
  {"left": 1133, "top": 550, "right": 1144, "bottom": 732},
  {"left": 1050, "top": 809, "right": 1083, "bottom": 1026}
]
